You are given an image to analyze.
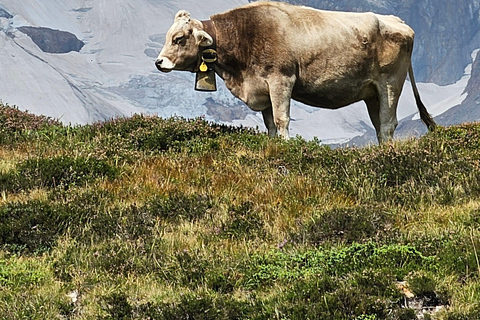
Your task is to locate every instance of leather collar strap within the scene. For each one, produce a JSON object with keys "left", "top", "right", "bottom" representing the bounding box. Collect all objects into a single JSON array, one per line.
[{"left": 201, "top": 20, "right": 217, "bottom": 51}]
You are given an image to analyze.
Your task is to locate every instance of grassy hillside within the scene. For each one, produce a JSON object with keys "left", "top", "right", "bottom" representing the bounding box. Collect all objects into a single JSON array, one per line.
[{"left": 1, "top": 102, "right": 480, "bottom": 319}]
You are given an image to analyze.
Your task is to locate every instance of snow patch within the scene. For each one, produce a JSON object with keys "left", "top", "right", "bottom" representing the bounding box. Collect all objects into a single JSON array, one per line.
[{"left": 410, "top": 48, "right": 479, "bottom": 120}]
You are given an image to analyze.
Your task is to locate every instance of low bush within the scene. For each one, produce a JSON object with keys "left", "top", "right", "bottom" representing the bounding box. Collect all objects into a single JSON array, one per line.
[
  {"left": 0, "top": 200, "right": 70, "bottom": 252},
  {"left": 268, "top": 125, "right": 480, "bottom": 208},
  {"left": 146, "top": 192, "right": 214, "bottom": 223},
  {"left": 100, "top": 291, "right": 133, "bottom": 320},
  {"left": 0, "top": 156, "right": 119, "bottom": 192},
  {"left": 85, "top": 114, "right": 260, "bottom": 154},
  {"left": 0, "top": 103, "right": 62, "bottom": 145},
  {"left": 243, "top": 242, "right": 435, "bottom": 290},
  {"left": 218, "top": 201, "right": 266, "bottom": 240},
  {"left": 295, "top": 206, "right": 397, "bottom": 245}
]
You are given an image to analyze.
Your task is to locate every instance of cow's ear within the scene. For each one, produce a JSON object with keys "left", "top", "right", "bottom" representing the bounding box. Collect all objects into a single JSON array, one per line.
[
  {"left": 194, "top": 30, "right": 213, "bottom": 47},
  {"left": 175, "top": 10, "right": 191, "bottom": 22}
]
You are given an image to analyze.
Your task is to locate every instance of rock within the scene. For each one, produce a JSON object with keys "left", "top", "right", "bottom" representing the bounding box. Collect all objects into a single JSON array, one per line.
[
  {"left": 0, "top": 8, "right": 13, "bottom": 19},
  {"left": 17, "top": 26, "right": 84, "bottom": 54}
]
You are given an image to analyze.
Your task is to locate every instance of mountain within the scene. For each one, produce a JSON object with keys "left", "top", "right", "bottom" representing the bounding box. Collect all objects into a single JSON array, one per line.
[
  {"left": 438, "top": 50, "right": 480, "bottom": 126},
  {"left": 0, "top": 0, "right": 479, "bottom": 145},
  {"left": 0, "top": 0, "right": 248, "bottom": 124}
]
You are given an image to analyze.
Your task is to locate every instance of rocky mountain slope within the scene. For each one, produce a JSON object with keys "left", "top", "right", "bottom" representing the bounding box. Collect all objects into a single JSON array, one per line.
[
  {"left": 0, "top": 0, "right": 248, "bottom": 124},
  {"left": 17, "top": 26, "right": 84, "bottom": 54}
]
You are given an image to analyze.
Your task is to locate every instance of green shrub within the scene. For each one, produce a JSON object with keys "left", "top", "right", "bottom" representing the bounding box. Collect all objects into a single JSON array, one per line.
[
  {"left": 0, "top": 191, "right": 141, "bottom": 253},
  {"left": 0, "top": 200, "right": 70, "bottom": 252},
  {"left": 0, "top": 103, "right": 62, "bottom": 145},
  {"left": 243, "top": 242, "right": 435, "bottom": 290},
  {"left": 174, "top": 249, "right": 209, "bottom": 286},
  {"left": 295, "top": 206, "right": 397, "bottom": 245},
  {"left": 406, "top": 231, "right": 480, "bottom": 279},
  {"left": 406, "top": 271, "right": 437, "bottom": 297},
  {"left": 219, "top": 202, "right": 266, "bottom": 240},
  {"left": 1, "top": 156, "right": 119, "bottom": 192},
  {"left": 100, "top": 291, "right": 133, "bottom": 320},
  {"left": 265, "top": 125, "right": 480, "bottom": 207},
  {"left": 86, "top": 114, "right": 259, "bottom": 154},
  {"left": 0, "top": 256, "right": 47, "bottom": 287},
  {"left": 51, "top": 189, "right": 158, "bottom": 242}
]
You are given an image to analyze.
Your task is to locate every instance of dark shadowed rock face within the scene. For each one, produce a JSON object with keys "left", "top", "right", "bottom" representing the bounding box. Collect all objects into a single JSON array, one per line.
[
  {"left": 437, "top": 51, "right": 480, "bottom": 125},
  {"left": 18, "top": 26, "right": 85, "bottom": 54},
  {"left": 0, "top": 8, "right": 13, "bottom": 18}
]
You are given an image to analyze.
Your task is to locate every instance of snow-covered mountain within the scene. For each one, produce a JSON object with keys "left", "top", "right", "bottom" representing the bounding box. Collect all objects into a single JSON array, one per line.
[
  {"left": 0, "top": 0, "right": 247, "bottom": 124},
  {"left": 0, "top": 0, "right": 479, "bottom": 145}
]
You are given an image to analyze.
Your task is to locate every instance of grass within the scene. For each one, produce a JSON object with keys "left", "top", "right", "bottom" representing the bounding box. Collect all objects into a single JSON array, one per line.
[{"left": 1, "top": 102, "right": 480, "bottom": 319}]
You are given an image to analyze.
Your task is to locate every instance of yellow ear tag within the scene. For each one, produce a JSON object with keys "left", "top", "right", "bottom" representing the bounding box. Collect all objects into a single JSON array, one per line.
[{"left": 199, "top": 61, "right": 208, "bottom": 72}]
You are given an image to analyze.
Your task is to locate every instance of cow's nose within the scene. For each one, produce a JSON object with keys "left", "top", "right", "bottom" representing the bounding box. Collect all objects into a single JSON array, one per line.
[{"left": 155, "top": 59, "right": 163, "bottom": 70}]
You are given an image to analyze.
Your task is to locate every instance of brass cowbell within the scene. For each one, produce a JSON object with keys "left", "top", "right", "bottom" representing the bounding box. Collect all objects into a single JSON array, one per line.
[{"left": 195, "top": 49, "right": 218, "bottom": 92}]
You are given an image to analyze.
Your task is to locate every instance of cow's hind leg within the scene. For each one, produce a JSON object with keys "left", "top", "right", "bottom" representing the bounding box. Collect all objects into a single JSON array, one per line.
[
  {"left": 365, "top": 96, "right": 381, "bottom": 136},
  {"left": 262, "top": 107, "right": 277, "bottom": 137},
  {"left": 375, "top": 82, "right": 401, "bottom": 144}
]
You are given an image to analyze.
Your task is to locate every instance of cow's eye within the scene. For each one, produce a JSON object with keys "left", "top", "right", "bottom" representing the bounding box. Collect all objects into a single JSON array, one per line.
[{"left": 174, "top": 36, "right": 185, "bottom": 45}]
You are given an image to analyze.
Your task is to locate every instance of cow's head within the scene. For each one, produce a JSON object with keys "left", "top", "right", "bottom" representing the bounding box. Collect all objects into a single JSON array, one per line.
[{"left": 155, "top": 10, "right": 213, "bottom": 73}]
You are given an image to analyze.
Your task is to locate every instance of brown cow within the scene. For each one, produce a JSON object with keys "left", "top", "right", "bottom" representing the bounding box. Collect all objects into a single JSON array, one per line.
[{"left": 155, "top": 1, "right": 436, "bottom": 143}]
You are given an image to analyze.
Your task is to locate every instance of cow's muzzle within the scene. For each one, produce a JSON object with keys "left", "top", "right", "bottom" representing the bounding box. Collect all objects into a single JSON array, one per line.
[{"left": 155, "top": 57, "right": 174, "bottom": 73}]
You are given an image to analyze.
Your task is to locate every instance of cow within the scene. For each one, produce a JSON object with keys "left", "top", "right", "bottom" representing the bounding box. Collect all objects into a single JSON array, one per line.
[{"left": 155, "top": 1, "right": 436, "bottom": 144}]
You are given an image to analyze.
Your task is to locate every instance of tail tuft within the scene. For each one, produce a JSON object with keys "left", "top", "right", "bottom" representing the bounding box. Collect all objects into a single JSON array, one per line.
[
  {"left": 414, "top": 94, "right": 436, "bottom": 132},
  {"left": 408, "top": 65, "right": 437, "bottom": 132}
]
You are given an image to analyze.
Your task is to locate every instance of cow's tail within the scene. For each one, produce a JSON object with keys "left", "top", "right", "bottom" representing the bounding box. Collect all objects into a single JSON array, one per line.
[{"left": 408, "top": 64, "right": 436, "bottom": 131}]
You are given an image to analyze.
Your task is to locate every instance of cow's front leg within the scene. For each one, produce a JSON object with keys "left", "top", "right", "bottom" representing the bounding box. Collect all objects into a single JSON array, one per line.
[
  {"left": 262, "top": 107, "right": 277, "bottom": 137},
  {"left": 273, "top": 103, "right": 290, "bottom": 140},
  {"left": 268, "top": 78, "right": 294, "bottom": 140}
]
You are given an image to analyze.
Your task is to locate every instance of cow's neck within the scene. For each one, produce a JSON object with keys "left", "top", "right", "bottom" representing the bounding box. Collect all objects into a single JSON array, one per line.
[
  {"left": 202, "top": 18, "right": 243, "bottom": 92},
  {"left": 201, "top": 19, "right": 245, "bottom": 99}
]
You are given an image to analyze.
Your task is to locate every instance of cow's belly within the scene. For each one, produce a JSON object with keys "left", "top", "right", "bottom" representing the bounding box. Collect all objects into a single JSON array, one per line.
[
  {"left": 225, "top": 75, "right": 271, "bottom": 111},
  {"left": 292, "top": 79, "right": 376, "bottom": 109}
]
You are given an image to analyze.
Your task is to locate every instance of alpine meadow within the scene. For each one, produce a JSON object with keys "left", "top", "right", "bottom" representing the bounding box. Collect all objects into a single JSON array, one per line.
[{"left": 1, "top": 102, "right": 480, "bottom": 319}]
